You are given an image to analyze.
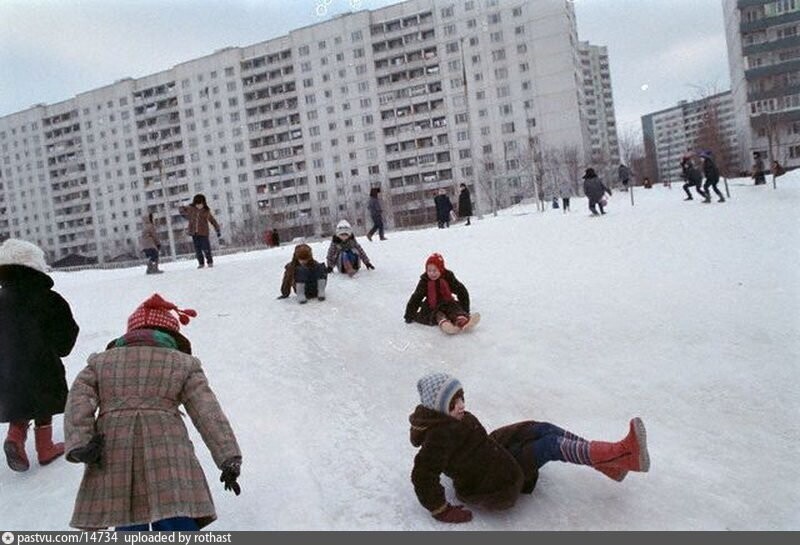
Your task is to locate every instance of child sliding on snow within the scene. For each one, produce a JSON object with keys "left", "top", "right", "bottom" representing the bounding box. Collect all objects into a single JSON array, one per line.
[
  {"left": 278, "top": 243, "right": 328, "bottom": 304},
  {"left": 410, "top": 373, "right": 650, "bottom": 524},
  {"left": 325, "top": 220, "right": 375, "bottom": 276},
  {"left": 404, "top": 253, "right": 479, "bottom": 334}
]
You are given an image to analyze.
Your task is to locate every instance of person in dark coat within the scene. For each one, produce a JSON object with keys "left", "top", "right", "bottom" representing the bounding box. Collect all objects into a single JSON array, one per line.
[
  {"left": 582, "top": 168, "right": 612, "bottom": 215},
  {"left": 366, "top": 187, "right": 387, "bottom": 241},
  {"left": 278, "top": 244, "right": 328, "bottom": 304},
  {"left": 752, "top": 152, "right": 767, "bottom": 185},
  {"left": 457, "top": 183, "right": 473, "bottom": 225},
  {"left": 325, "top": 220, "right": 374, "bottom": 276},
  {"left": 700, "top": 152, "right": 725, "bottom": 203},
  {"left": 410, "top": 373, "right": 651, "bottom": 524},
  {"left": 618, "top": 164, "right": 631, "bottom": 191},
  {"left": 271, "top": 229, "right": 280, "bottom": 247},
  {"left": 179, "top": 193, "right": 221, "bottom": 268},
  {"left": 404, "top": 253, "right": 478, "bottom": 334},
  {"left": 680, "top": 155, "right": 707, "bottom": 201},
  {"left": 0, "top": 239, "right": 79, "bottom": 472},
  {"left": 434, "top": 188, "right": 454, "bottom": 228}
]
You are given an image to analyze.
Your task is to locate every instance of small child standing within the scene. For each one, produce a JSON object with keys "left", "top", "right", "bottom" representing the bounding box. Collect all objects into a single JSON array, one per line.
[
  {"left": 410, "top": 373, "right": 650, "bottom": 524},
  {"left": 325, "top": 220, "right": 375, "bottom": 277},
  {"left": 64, "top": 294, "right": 242, "bottom": 530},
  {"left": 404, "top": 253, "right": 478, "bottom": 334},
  {"left": 278, "top": 243, "right": 328, "bottom": 304}
]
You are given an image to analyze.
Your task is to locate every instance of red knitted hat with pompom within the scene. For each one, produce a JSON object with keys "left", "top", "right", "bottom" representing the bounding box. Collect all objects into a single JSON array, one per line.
[
  {"left": 127, "top": 293, "right": 197, "bottom": 333},
  {"left": 425, "top": 253, "right": 446, "bottom": 274}
]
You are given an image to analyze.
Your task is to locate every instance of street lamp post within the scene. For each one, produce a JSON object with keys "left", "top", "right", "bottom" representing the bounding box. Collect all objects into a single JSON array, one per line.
[{"left": 150, "top": 130, "right": 177, "bottom": 259}]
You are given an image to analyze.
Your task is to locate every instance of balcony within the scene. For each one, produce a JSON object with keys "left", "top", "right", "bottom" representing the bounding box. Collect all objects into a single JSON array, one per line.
[
  {"left": 745, "top": 58, "right": 800, "bottom": 79},
  {"left": 740, "top": 11, "right": 800, "bottom": 33},
  {"left": 743, "top": 34, "right": 800, "bottom": 56},
  {"left": 747, "top": 82, "right": 800, "bottom": 102}
]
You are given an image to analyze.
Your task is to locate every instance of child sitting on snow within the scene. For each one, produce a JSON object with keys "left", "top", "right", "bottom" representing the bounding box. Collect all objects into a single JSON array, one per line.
[
  {"left": 278, "top": 243, "right": 328, "bottom": 304},
  {"left": 325, "top": 220, "right": 375, "bottom": 276},
  {"left": 404, "top": 253, "right": 478, "bottom": 334},
  {"left": 64, "top": 294, "right": 242, "bottom": 531},
  {"left": 410, "top": 372, "right": 650, "bottom": 524}
]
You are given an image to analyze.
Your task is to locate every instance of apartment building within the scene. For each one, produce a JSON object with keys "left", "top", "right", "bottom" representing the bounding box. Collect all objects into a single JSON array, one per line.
[
  {"left": 641, "top": 91, "right": 741, "bottom": 185},
  {"left": 578, "top": 42, "right": 620, "bottom": 176},
  {"left": 723, "top": 0, "right": 800, "bottom": 169},
  {"left": 0, "top": 0, "right": 592, "bottom": 263}
]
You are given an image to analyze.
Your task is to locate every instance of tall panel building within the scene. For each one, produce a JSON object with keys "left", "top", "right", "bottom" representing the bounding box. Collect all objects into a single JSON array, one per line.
[
  {"left": 641, "top": 91, "right": 741, "bottom": 185},
  {"left": 0, "top": 0, "right": 592, "bottom": 263},
  {"left": 723, "top": 0, "right": 800, "bottom": 170},
  {"left": 578, "top": 42, "right": 620, "bottom": 177}
]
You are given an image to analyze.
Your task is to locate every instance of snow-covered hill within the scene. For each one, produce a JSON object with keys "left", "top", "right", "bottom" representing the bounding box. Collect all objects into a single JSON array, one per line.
[{"left": 2, "top": 176, "right": 799, "bottom": 530}]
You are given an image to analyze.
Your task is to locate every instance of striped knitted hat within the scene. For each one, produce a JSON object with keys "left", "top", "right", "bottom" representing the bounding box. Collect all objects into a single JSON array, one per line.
[
  {"left": 417, "top": 372, "right": 463, "bottom": 415},
  {"left": 127, "top": 293, "right": 197, "bottom": 333}
]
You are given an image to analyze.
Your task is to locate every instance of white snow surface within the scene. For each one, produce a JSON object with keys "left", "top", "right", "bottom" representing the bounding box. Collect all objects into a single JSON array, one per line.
[{"left": 1, "top": 176, "right": 799, "bottom": 530}]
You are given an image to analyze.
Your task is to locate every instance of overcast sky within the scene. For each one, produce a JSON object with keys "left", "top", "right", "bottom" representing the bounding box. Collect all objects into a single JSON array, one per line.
[{"left": 0, "top": 0, "right": 730, "bottom": 133}]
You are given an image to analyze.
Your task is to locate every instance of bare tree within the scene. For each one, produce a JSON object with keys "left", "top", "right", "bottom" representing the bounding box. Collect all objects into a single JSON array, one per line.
[{"left": 561, "top": 145, "right": 583, "bottom": 197}]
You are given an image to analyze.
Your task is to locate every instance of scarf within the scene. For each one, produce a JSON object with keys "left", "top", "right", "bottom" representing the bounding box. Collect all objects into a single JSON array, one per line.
[
  {"left": 426, "top": 277, "right": 454, "bottom": 310},
  {"left": 109, "top": 329, "right": 179, "bottom": 351}
]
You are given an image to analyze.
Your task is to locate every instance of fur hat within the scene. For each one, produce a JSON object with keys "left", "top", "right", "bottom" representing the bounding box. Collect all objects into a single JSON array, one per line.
[
  {"left": 417, "top": 373, "right": 463, "bottom": 414},
  {"left": 294, "top": 244, "right": 313, "bottom": 261},
  {"left": 582, "top": 168, "right": 597, "bottom": 179},
  {"left": 425, "top": 253, "right": 446, "bottom": 274},
  {"left": 0, "top": 239, "right": 49, "bottom": 273},
  {"left": 335, "top": 220, "right": 353, "bottom": 237},
  {"left": 127, "top": 293, "right": 197, "bottom": 333}
]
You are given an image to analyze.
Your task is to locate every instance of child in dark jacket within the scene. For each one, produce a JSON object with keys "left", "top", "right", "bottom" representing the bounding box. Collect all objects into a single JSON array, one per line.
[
  {"left": 404, "top": 253, "right": 478, "bottom": 334},
  {"left": 325, "top": 220, "right": 375, "bottom": 277},
  {"left": 410, "top": 373, "right": 650, "bottom": 524},
  {"left": 278, "top": 243, "right": 328, "bottom": 304}
]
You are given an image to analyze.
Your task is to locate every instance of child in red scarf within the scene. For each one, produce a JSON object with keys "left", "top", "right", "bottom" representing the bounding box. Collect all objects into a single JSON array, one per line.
[{"left": 404, "top": 253, "right": 479, "bottom": 334}]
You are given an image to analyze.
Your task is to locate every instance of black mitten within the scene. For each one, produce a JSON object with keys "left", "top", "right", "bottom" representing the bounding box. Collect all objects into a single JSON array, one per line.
[
  {"left": 66, "top": 433, "right": 105, "bottom": 465},
  {"left": 220, "top": 457, "right": 242, "bottom": 496}
]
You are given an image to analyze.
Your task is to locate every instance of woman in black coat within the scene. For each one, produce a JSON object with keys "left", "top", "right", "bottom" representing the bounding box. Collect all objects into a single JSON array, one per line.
[
  {"left": 0, "top": 239, "right": 79, "bottom": 472},
  {"left": 458, "top": 183, "right": 473, "bottom": 226}
]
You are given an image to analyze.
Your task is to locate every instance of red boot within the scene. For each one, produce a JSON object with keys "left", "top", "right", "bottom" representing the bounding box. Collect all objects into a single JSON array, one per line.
[
  {"left": 4, "top": 421, "right": 30, "bottom": 472},
  {"left": 589, "top": 417, "right": 650, "bottom": 473},
  {"left": 34, "top": 424, "right": 65, "bottom": 466}
]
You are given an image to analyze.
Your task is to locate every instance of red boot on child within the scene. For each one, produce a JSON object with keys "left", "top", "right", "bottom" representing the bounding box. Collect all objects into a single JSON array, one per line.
[
  {"left": 34, "top": 424, "right": 65, "bottom": 466},
  {"left": 4, "top": 421, "right": 30, "bottom": 472},
  {"left": 589, "top": 417, "right": 649, "bottom": 473}
]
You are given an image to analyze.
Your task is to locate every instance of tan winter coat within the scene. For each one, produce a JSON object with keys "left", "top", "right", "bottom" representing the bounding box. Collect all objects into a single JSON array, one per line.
[
  {"left": 64, "top": 346, "right": 241, "bottom": 529},
  {"left": 179, "top": 205, "right": 220, "bottom": 237},
  {"left": 139, "top": 219, "right": 159, "bottom": 251}
]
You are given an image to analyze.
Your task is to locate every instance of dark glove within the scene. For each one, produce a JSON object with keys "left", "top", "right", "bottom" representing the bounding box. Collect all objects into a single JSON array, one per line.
[
  {"left": 365, "top": 263, "right": 375, "bottom": 270},
  {"left": 220, "top": 457, "right": 241, "bottom": 496},
  {"left": 277, "top": 294, "right": 289, "bottom": 300},
  {"left": 432, "top": 503, "right": 472, "bottom": 523},
  {"left": 404, "top": 316, "right": 413, "bottom": 324},
  {"left": 66, "top": 433, "right": 105, "bottom": 465},
  {"left": 216, "top": 230, "right": 222, "bottom": 238},
  {"left": 326, "top": 266, "right": 333, "bottom": 274},
  {"left": 156, "top": 245, "right": 161, "bottom": 251}
]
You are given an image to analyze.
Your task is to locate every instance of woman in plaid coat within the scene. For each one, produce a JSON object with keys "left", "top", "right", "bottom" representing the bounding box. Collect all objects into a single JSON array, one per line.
[{"left": 64, "top": 294, "right": 242, "bottom": 530}]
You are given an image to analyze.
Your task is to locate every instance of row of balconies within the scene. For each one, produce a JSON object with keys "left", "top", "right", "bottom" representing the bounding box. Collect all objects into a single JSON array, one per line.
[
  {"left": 136, "top": 112, "right": 181, "bottom": 130},
  {"left": 45, "top": 138, "right": 82, "bottom": 154},
  {"left": 380, "top": 98, "right": 445, "bottom": 121},
  {"left": 249, "top": 128, "right": 303, "bottom": 149},
  {"left": 243, "top": 81, "right": 296, "bottom": 102},
  {"left": 49, "top": 164, "right": 86, "bottom": 179},
  {"left": 54, "top": 203, "right": 92, "bottom": 217},
  {"left": 44, "top": 123, "right": 81, "bottom": 140},
  {"left": 241, "top": 50, "right": 292, "bottom": 73},
  {"left": 244, "top": 97, "right": 299, "bottom": 118},
  {"left": 47, "top": 151, "right": 83, "bottom": 166},
  {"left": 253, "top": 161, "right": 305, "bottom": 180},
  {"left": 50, "top": 177, "right": 88, "bottom": 193},
  {"left": 136, "top": 126, "right": 182, "bottom": 145},
  {"left": 139, "top": 140, "right": 184, "bottom": 159},
  {"left": 372, "top": 28, "right": 436, "bottom": 55},
  {"left": 251, "top": 144, "right": 303, "bottom": 164},
  {"left": 384, "top": 133, "right": 449, "bottom": 154},
  {"left": 370, "top": 11, "right": 433, "bottom": 36},
  {"left": 42, "top": 110, "right": 78, "bottom": 127},
  {"left": 242, "top": 65, "right": 294, "bottom": 87},
  {"left": 133, "top": 82, "right": 176, "bottom": 102},
  {"left": 376, "top": 64, "right": 440, "bottom": 87},
  {"left": 244, "top": 113, "right": 301, "bottom": 135},
  {"left": 378, "top": 81, "right": 443, "bottom": 106},
  {"left": 134, "top": 97, "right": 178, "bottom": 116},
  {"left": 387, "top": 151, "right": 451, "bottom": 172},
  {"left": 383, "top": 116, "right": 447, "bottom": 138},
  {"left": 374, "top": 47, "right": 437, "bottom": 71},
  {"left": 52, "top": 189, "right": 90, "bottom": 204}
]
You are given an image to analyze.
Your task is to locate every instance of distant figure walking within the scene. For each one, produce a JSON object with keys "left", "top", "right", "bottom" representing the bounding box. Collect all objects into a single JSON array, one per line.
[
  {"left": 140, "top": 213, "right": 163, "bottom": 274},
  {"left": 366, "top": 187, "right": 387, "bottom": 241},
  {"left": 559, "top": 179, "right": 572, "bottom": 213},
  {"left": 700, "top": 152, "right": 725, "bottom": 203},
  {"left": 179, "top": 194, "right": 221, "bottom": 268},
  {"left": 458, "top": 183, "right": 473, "bottom": 226},
  {"left": 582, "top": 168, "right": 612, "bottom": 216},
  {"left": 752, "top": 152, "right": 767, "bottom": 186},
  {"left": 434, "top": 188, "right": 454, "bottom": 228},
  {"left": 618, "top": 164, "right": 631, "bottom": 191},
  {"left": 680, "top": 156, "right": 707, "bottom": 201}
]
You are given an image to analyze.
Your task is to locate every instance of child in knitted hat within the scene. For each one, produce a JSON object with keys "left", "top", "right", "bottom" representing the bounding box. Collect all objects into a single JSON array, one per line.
[
  {"left": 325, "top": 220, "right": 375, "bottom": 277},
  {"left": 64, "top": 294, "right": 242, "bottom": 531},
  {"left": 278, "top": 243, "right": 328, "bottom": 303},
  {"left": 404, "top": 253, "right": 479, "bottom": 334},
  {"left": 410, "top": 372, "right": 650, "bottom": 524},
  {"left": 0, "top": 239, "right": 80, "bottom": 473}
]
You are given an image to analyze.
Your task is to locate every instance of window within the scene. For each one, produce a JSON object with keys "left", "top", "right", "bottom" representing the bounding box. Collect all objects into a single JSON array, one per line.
[
  {"left": 352, "top": 30, "right": 363, "bottom": 42},
  {"left": 488, "top": 13, "right": 501, "bottom": 24},
  {"left": 318, "top": 40, "right": 327, "bottom": 50},
  {"left": 441, "top": 6, "right": 454, "bottom": 17},
  {"left": 492, "top": 49, "right": 506, "bottom": 62}
]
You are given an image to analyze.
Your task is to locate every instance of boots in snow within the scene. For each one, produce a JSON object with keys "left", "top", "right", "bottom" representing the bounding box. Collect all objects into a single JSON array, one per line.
[
  {"left": 146, "top": 261, "right": 163, "bottom": 274},
  {"left": 703, "top": 195, "right": 712, "bottom": 203},
  {"left": 34, "top": 424, "right": 65, "bottom": 466},
  {"left": 460, "top": 312, "right": 481, "bottom": 332},
  {"left": 296, "top": 283, "right": 308, "bottom": 304},
  {"left": 4, "top": 421, "right": 29, "bottom": 472},
  {"left": 589, "top": 417, "right": 650, "bottom": 473},
  {"left": 439, "top": 319, "right": 460, "bottom": 335},
  {"left": 718, "top": 196, "right": 726, "bottom": 203},
  {"left": 317, "top": 279, "right": 327, "bottom": 301}
]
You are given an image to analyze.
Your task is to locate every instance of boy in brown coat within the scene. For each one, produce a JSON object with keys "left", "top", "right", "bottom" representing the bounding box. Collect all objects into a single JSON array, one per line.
[
  {"left": 179, "top": 193, "right": 221, "bottom": 268},
  {"left": 410, "top": 373, "right": 650, "bottom": 523},
  {"left": 64, "top": 294, "right": 242, "bottom": 530},
  {"left": 278, "top": 243, "right": 328, "bottom": 304}
]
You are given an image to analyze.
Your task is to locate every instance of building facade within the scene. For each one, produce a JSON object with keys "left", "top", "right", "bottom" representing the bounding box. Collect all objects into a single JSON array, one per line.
[
  {"left": 723, "top": 0, "right": 800, "bottom": 170},
  {"left": 578, "top": 42, "right": 620, "bottom": 180},
  {"left": 641, "top": 92, "right": 741, "bottom": 186},
  {"left": 0, "top": 0, "right": 593, "bottom": 263}
]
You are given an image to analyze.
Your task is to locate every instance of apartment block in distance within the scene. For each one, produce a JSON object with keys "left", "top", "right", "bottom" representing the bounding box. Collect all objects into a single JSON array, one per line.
[
  {"left": 641, "top": 91, "right": 741, "bottom": 185},
  {"left": 723, "top": 0, "right": 800, "bottom": 169},
  {"left": 578, "top": 42, "right": 620, "bottom": 177},
  {"left": 0, "top": 0, "right": 591, "bottom": 264}
]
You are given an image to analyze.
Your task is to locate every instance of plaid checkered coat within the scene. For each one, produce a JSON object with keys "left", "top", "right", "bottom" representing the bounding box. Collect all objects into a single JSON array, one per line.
[{"left": 64, "top": 346, "right": 241, "bottom": 529}]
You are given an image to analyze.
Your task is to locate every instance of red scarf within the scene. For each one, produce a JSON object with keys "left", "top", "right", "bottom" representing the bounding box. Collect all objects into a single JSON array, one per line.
[{"left": 426, "top": 277, "right": 454, "bottom": 309}]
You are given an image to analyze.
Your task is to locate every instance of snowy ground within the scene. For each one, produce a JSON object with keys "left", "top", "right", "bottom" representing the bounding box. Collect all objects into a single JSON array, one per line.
[{"left": 1, "top": 175, "right": 799, "bottom": 530}]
